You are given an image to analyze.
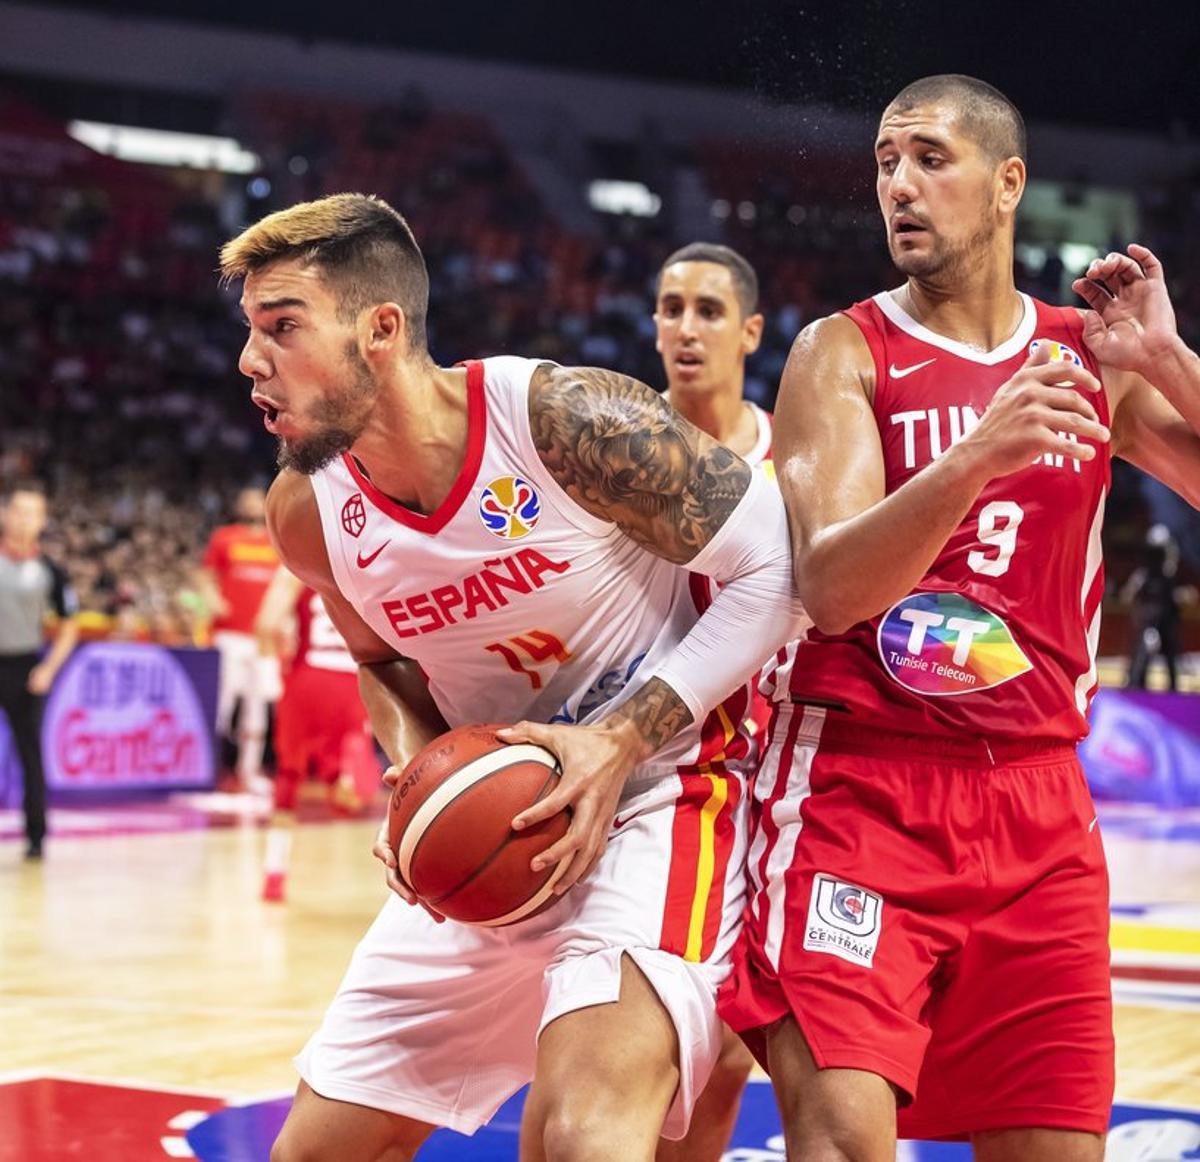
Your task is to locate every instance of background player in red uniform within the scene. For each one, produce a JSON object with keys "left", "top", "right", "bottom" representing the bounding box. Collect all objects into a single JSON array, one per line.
[
  {"left": 255, "top": 565, "right": 377, "bottom": 902},
  {"left": 199, "top": 485, "right": 281, "bottom": 790},
  {"left": 721, "top": 74, "right": 1200, "bottom": 1161},
  {"left": 651, "top": 242, "right": 768, "bottom": 1162}
]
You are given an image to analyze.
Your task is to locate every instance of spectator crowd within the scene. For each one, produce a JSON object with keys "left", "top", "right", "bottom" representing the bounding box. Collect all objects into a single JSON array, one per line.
[{"left": 2, "top": 87, "right": 1197, "bottom": 642}]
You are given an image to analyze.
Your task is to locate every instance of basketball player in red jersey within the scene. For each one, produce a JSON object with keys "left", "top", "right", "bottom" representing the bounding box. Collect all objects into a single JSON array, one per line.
[
  {"left": 199, "top": 486, "right": 281, "bottom": 790},
  {"left": 651, "top": 242, "right": 767, "bottom": 1162},
  {"left": 255, "top": 565, "right": 376, "bottom": 902},
  {"left": 721, "top": 75, "right": 1200, "bottom": 1161},
  {"left": 220, "top": 194, "right": 804, "bottom": 1161}
]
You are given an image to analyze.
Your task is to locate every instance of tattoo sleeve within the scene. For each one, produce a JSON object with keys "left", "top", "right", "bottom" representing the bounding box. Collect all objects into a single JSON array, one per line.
[
  {"left": 528, "top": 364, "right": 752, "bottom": 562},
  {"left": 605, "top": 676, "right": 693, "bottom": 754}
]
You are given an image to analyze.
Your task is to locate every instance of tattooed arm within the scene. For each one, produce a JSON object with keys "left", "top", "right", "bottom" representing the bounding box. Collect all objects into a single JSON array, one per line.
[
  {"left": 527, "top": 362, "right": 751, "bottom": 560},
  {"left": 501, "top": 364, "right": 805, "bottom": 894}
]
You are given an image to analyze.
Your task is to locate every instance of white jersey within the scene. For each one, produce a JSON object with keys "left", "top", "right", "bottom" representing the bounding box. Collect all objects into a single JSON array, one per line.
[
  {"left": 309, "top": 356, "right": 753, "bottom": 776},
  {"left": 744, "top": 401, "right": 773, "bottom": 469}
]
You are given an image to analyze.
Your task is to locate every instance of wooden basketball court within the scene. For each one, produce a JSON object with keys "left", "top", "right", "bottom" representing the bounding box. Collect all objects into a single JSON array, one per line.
[{"left": 4, "top": 805, "right": 1200, "bottom": 1159}]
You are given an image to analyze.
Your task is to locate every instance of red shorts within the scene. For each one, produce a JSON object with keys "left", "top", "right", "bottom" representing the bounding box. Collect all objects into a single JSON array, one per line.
[
  {"left": 719, "top": 704, "right": 1114, "bottom": 1139},
  {"left": 274, "top": 666, "right": 368, "bottom": 807}
]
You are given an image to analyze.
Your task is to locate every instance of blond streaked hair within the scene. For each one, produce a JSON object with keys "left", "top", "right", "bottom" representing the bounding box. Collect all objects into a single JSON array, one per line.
[{"left": 220, "top": 193, "right": 429, "bottom": 350}]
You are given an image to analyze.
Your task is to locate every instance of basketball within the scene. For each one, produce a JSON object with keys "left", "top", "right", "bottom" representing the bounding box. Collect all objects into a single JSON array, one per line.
[{"left": 387, "top": 724, "right": 571, "bottom": 926}]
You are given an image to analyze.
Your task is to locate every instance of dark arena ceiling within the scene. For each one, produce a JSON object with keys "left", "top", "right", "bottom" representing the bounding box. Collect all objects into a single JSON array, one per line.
[{"left": 25, "top": 0, "right": 1200, "bottom": 136}]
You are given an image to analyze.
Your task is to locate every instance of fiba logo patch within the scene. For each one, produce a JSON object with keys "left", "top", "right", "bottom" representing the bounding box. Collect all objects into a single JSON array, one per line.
[
  {"left": 804, "top": 873, "right": 883, "bottom": 967},
  {"left": 341, "top": 493, "right": 366, "bottom": 538},
  {"left": 479, "top": 476, "right": 541, "bottom": 540},
  {"left": 1029, "top": 338, "right": 1083, "bottom": 367}
]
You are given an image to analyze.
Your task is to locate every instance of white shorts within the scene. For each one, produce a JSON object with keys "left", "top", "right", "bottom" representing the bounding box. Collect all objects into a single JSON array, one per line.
[
  {"left": 213, "top": 630, "right": 282, "bottom": 727},
  {"left": 295, "top": 767, "right": 748, "bottom": 1139}
]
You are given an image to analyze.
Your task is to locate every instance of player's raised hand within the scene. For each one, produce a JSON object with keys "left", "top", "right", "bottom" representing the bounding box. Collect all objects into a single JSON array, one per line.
[
  {"left": 501, "top": 717, "right": 646, "bottom": 895},
  {"left": 1071, "top": 244, "right": 1180, "bottom": 374},
  {"left": 373, "top": 765, "right": 444, "bottom": 921},
  {"left": 956, "top": 343, "right": 1109, "bottom": 480}
]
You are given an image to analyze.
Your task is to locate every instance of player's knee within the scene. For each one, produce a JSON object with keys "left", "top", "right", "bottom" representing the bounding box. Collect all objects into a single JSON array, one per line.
[
  {"left": 268, "top": 1113, "right": 338, "bottom": 1162},
  {"left": 269, "top": 1129, "right": 319, "bottom": 1162},
  {"left": 781, "top": 1098, "right": 892, "bottom": 1162},
  {"left": 541, "top": 1113, "right": 636, "bottom": 1162},
  {"left": 539, "top": 1091, "right": 656, "bottom": 1162}
]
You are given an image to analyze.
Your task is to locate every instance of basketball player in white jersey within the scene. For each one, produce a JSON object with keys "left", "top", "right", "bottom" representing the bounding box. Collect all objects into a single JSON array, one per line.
[
  {"left": 656, "top": 243, "right": 771, "bottom": 466},
  {"left": 649, "top": 242, "right": 767, "bottom": 1162},
  {"left": 220, "top": 194, "right": 805, "bottom": 1161}
]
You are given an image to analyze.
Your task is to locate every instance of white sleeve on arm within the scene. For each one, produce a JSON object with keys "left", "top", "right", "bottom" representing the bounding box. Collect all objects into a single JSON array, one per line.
[{"left": 648, "top": 470, "right": 809, "bottom": 723}]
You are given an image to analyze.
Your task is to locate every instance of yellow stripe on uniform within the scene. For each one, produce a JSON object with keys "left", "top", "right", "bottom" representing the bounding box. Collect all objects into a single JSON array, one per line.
[
  {"left": 1110, "top": 921, "right": 1200, "bottom": 957},
  {"left": 685, "top": 772, "right": 729, "bottom": 962},
  {"left": 683, "top": 688, "right": 741, "bottom": 960}
]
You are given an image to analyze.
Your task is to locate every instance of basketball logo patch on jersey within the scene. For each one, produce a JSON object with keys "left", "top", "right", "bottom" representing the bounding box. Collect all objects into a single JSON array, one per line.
[
  {"left": 1029, "top": 338, "right": 1083, "bottom": 367},
  {"left": 341, "top": 493, "right": 366, "bottom": 538},
  {"left": 877, "top": 592, "right": 1033, "bottom": 697},
  {"left": 804, "top": 873, "right": 883, "bottom": 968},
  {"left": 479, "top": 476, "right": 541, "bottom": 540}
]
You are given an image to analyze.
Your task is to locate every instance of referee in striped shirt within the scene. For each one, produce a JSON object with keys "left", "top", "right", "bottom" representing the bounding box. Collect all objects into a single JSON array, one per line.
[{"left": 0, "top": 481, "right": 78, "bottom": 860}]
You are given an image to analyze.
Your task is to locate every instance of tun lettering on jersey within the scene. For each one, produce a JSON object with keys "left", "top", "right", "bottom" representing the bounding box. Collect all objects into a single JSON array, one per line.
[
  {"left": 890, "top": 406, "right": 1083, "bottom": 474},
  {"left": 381, "top": 548, "right": 572, "bottom": 639}
]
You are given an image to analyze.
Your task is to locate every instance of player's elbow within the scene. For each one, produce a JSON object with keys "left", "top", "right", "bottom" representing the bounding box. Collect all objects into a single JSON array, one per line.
[
  {"left": 805, "top": 602, "right": 858, "bottom": 638},
  {"left": 792, "top": 565, "right": 859, "bottom": 637}
]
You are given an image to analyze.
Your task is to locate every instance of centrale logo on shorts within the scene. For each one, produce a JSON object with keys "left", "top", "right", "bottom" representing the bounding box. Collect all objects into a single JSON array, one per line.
[{"left": 803, "top": 873, "right": 883, "bottom": 968}]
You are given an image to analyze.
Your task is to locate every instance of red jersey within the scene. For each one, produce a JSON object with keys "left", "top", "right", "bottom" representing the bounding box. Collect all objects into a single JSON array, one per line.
[
  {"left": 292, "top": 586, "right": 357, "bottom": 674},
  {"left": 203, "top": 523, "right": 278, "bottom": 635},
  {"left": 787, "top": 292, "right": 1110, "bottom": 743}
]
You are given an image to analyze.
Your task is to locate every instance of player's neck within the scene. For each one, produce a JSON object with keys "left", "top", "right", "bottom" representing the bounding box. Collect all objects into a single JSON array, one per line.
[
  {"left": 348, "top": 362, "right": 472, "bottom": 517},
  {"left": 1, "top": 533, "right": 37, "bottom": 558},
  {"left": 900, "top": 261, "right": 1022, "bottom": 353},
  {"left": 667, "top": 384, "right": 757, "bottom": 456}
]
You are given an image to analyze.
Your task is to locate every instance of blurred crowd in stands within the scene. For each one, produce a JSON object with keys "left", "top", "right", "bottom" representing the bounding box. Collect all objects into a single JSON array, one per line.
[{"left": 1, "top": 87, "right": 1198, "bottom": 643}]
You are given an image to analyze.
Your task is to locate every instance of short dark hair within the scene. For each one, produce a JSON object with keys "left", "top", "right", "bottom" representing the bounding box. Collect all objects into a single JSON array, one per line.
[
  {"left": 3, "top": 478, "right": 47, "bottom": 503},
  {"left": 885, "top": 74, "right": 1026, "bottom": 163},
  {"left": 220, "top": 193, "right": 430, "bottom": 351},
  {"left": 657, "top": 242, "right": 760, "bottom": 317}
]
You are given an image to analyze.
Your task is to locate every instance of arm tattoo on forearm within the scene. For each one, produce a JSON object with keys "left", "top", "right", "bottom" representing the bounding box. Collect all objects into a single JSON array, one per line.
[
  {"left": 608, "top": 676, "right": 694, "bottom": 755},
  {"left": 529, "top": 364, "right": 751, "bottom": 562}
]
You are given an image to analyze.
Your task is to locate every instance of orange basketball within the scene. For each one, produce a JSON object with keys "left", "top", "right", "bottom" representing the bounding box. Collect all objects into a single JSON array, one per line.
[{"left": 387, "top": 724, "right": 570, "bottom": 926}]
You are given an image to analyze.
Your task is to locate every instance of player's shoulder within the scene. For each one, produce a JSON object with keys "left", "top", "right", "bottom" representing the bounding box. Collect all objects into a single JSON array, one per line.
[
  {"left": 527, "top": 360, "right": 658, "bottom": 404},
  {"left": 265, "top": 472, "right": 330, "bottom": 587},
  {"left": 527, "top": 361, "right": 676, "bottom": 444},
  {"left": 1031, "top": 296, "right": 1086, "bottom": 329},
  {"left": 799, "top": 310, "right": 875, "bottom": 348},
  {"left": 784, "top": 311, "right": 876, "bottom": 386}
]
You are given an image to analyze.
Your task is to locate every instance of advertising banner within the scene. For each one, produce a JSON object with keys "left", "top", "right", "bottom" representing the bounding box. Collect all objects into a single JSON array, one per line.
[
  {"left": 1081, "top": 688, "right": 1200, "bottom": 807},
  {"left": 0, "top": 643, "right": 218, "bottom": 803}
]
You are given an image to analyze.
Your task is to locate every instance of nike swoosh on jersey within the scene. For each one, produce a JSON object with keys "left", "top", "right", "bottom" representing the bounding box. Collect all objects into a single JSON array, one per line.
[
  {"left": 356, "top": 542, "right": 390, "bottom": 568},
  {"left": 889, "top": 358, "right": 937, "bottom": 379}
]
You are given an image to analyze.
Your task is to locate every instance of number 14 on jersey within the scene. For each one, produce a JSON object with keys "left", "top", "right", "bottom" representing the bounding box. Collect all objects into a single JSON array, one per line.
[{"left": 485, "top": 631, "right": 572, "bottom": 690}]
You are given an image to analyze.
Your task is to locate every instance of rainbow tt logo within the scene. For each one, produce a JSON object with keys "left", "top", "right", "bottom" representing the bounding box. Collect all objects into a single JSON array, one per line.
[
  {"left": 877, "top": 591, "right": 1033, "bottom": 696},
  {"left": 478, "top": 475, "right": 542, "bottom": 540}
]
